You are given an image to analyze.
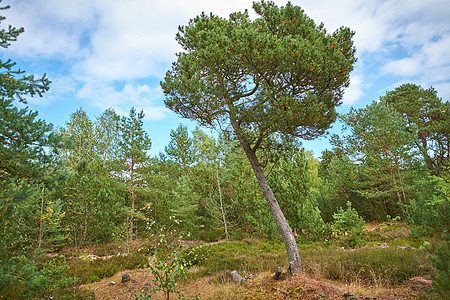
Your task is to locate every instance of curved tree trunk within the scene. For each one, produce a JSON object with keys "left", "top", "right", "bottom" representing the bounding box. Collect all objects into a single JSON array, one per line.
[{"left": 231, "top": 120, "right": 302, "bottom": 275}]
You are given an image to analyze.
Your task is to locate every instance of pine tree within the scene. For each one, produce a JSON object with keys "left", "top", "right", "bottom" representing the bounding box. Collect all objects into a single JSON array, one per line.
[
  {"left": 161, "top": 0, "right": 356, "bottom": 274},
  {"left": 337, "top": 101, "right": 419, "bottom": 219},
  {"left": 381, "top": 84, "right": 450, "bottom": 177},
  {"left": 1, "top": 3, "right": 67, "bottom": 297},
  {"left": 119, "top": 107, "right": 151, "bottom": 209},
  {"left": 0, "top": 0, "right": 59, "bottom": 228}
]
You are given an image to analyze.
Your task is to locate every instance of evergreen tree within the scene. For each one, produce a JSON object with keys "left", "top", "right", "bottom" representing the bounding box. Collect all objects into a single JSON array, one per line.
[
  {"left": 164, "top": 124, "right": 194, "bottom": 175},
  {"left": 336, "top": 101, "right": 421, "bottom": 219},
  {"left": 161, "top": 0, "right": 356, "bottom": 274},
  {"left": 0, "top": 1, "right": 61, "bottom": 244},
  {"left": 119, "top": 107, "right": 151, "bottom": 209},
  {"left": 1, "top": 3, "right": 67, "bottom": 297},
  {"left": 268, "top": 143, "right": 327, "bottom": 241},
  {"left": 64, "top": 159, "right": 124, "bottom": 246},
  {"left": 381, "top": 84, "right": 450, "bottom": 177}
]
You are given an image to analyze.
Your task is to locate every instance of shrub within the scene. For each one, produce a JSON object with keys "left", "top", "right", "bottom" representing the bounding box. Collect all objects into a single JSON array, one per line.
[
  {"left": 0, "top": 255, "right": 75, "bottom": 299},
  {"left": 332, "top": 201, "right": 365, "bottom": 248},
  {"left": 297, "top": 200, "right": 332, "bottom": 242},
  {"left": 405, "top": 176, "right": 450, "bottom": 237},
  {"left": 136, "top": 216, "right": 203, "bottom": 300},
  {"left": 430, "top": 231, "right": 450, "bottom": 299}
]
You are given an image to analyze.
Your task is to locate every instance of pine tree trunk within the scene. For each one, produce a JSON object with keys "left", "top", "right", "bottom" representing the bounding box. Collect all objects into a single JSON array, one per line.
[{"left": 231, "top": 120, "right": 302, "bottom": 275}]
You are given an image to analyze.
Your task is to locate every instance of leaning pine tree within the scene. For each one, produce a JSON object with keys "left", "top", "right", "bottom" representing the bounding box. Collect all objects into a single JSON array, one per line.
[{"left": 161, "top": 0, "right": 356, "bottom": 274}]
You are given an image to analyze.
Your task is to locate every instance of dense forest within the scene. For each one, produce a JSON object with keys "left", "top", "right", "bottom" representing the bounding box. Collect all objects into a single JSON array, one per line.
[{"left": 1, "top": 1, "right": 449, "bottom": 299}]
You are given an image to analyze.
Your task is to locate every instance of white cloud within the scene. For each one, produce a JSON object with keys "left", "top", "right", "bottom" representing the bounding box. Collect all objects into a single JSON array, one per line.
[
  {"left": 302, "top": 0, "right": 450, "bottom": 105},
  {"left": 2, "top": 0, "right": 97, "bottom": 58},
  {"left": 382, "top": 34, "right": 450, "bottom": 94},
  {"left": 76, "top": 81, "right": 170, "bottom": 120},
  {"left": 382, "top": 56, "right": 422, "bottom": 77},
  {"left": 433, "top": 82, "right": 450, "bottom": 101},
  {"left": 3, "top": 0, "right": 449, "bottom": 114},
  {"left": 342, "top": 74, "right": 364, "bottom": 106}
]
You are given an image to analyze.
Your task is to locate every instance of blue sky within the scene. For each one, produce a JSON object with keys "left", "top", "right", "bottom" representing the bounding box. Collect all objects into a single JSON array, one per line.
[{"left": 2, "top": 0, "right": 450, "bottom": 158}]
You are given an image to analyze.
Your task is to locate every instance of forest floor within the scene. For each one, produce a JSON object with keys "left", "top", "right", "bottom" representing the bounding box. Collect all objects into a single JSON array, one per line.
[
  {"left": 75, "top": 222, "right": 437, "bottom": 299},
  {"left": 80, "top": 268, "right": 433, "bottom": 299}
]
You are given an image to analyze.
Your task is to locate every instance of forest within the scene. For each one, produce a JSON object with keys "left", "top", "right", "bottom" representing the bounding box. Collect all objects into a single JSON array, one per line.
[{"left": 1, "top": 1, "right": 449, "bottom": 299}]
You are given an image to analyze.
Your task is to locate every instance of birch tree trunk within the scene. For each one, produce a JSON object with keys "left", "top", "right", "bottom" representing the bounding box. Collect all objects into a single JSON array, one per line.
[{"left": 217, "top": 168, "right": 229, "bottom": 241}]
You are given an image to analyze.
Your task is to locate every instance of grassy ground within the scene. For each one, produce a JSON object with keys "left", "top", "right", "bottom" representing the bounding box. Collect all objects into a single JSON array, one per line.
[{"left": 70, "top": 222, "right": 437, "bottom": 299}]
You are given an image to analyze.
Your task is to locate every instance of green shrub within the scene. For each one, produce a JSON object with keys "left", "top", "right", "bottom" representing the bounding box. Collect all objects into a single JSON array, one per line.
[
  {"left": 0, "top": 255, "right": 75, "bottom": 299},
  {"left": 406, "top": 176, "right": 450, "bottom": 237},
  {"left": 430, "top": 231, "right": 450, "bottom": 299},
  {"left": 332, "top": 201, "right": 365, "bottom": 248},
  {"left": 136, "top": 216, "right": 202, "bottom": 300},
  {"left": 297, "top": 200, "right": 332, "bottom": 242}
]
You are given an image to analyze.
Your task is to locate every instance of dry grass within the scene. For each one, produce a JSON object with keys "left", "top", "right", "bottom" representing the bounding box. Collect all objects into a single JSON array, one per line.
[
  {"left": 80, "top": 264, "right": 433, "bottom": 300},
  {"left": 77, "top": 225, "right": 435, "bottom": 299}
]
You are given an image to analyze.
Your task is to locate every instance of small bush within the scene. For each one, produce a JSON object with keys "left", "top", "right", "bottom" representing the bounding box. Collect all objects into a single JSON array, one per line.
[
  {"left": 406, "top": 176, "right": 450, "bottom": 237},
  {"left": 136, "top": 216, "right": 201, "bottom": 300},
  {"left": 0, "top": 255, "right": 76, "bottom": 299},
  {"left": 430, "top": 231, "right": 450, "bottom": 299},
  {"left": 297, "top": 200, "right": 332, "bottom": 242},
  {"left": 332, "top": 201, "right": 365, "bottom": 248}
]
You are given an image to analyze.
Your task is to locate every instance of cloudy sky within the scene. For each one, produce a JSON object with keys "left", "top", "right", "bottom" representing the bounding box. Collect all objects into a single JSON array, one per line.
[{"left": 2, "top": 0, "right": 449, "bottom": 157}]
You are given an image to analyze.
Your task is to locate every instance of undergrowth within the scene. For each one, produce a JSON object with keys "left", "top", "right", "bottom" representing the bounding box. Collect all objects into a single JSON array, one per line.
[
  {"left": 191, "top": 238, "right": 433, "bottom": 289},
  {"left": 301, "top": 246, "right": 433, "bottom": 285},
  {"left": 66, "top": 223, "right": 437, "bottom": 298},
  {"left": 67, "top": 251, "right": 148, "bottom": 284},
  {"left": 196, "top": 239, "right": 286, "bottom": 278}
]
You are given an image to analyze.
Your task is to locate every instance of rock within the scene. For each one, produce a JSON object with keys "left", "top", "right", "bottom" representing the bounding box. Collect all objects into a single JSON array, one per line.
[
  {"left": 108, "top": 281, "right": 117, "bottom": 286},
  {"left": 274, "top": 267, "right": 284, "bottom": 280},
  {"left": 397, "top": 244, "right": 414, "bottom": 249},
  {"left": 230, "top": 270, "right": 242, "bottom": 283},
  {"left": 121, "top": 273, "right": 131, "bottom": 283},
  {"left": 377, "top": 243, "right": 389, "bottom": 248},
  {"left": 245, "top": 273, "right": 257, "bottom": 280}
]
